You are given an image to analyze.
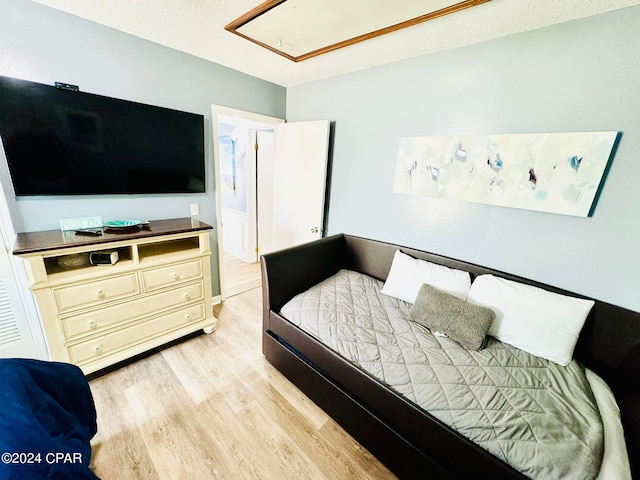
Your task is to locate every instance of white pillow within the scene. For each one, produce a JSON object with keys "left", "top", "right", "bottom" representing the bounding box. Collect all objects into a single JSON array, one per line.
[
  {"left": 466, "top": 274, "right": 594, "bottom": 366},
  {"left": 380, "top": 250, "right": 471, "bottom": 303}
]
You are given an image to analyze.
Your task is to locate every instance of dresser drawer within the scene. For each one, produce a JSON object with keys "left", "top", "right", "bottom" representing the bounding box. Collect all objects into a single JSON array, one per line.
[
  {"left": 52, "top": 273, "right": 140, "bottom": 314},
  {"left": 142, "top": 259, "right": 202, "bottom": 291},
  {"left": 67, "top": 302, "right": 206, "bottom": 366},
  {"left": 60, "top": 281, "right": 205, "bottom": 341}
]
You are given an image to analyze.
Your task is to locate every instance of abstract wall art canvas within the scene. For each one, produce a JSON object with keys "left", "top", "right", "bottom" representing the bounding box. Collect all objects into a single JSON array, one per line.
[{"left": 393, "top": 131, "right": 618, "bottom": 217}]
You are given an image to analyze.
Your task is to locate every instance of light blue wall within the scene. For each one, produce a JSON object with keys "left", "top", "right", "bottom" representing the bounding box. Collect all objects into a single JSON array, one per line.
[
  {"left": 287, "top": 7, "right": 640, "bottom": 312},
  {"left": 0, "top": 0, "right": 286, "bottom": 295}
]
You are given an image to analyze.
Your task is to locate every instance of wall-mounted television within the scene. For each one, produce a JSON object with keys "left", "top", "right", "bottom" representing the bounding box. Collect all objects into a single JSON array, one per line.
[{"left": 0, "top": 75, "right": 205, "bottom": 196}]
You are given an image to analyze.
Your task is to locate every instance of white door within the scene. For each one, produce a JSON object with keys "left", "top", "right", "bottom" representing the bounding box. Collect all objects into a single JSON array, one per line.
[{"left": 273, "top": 120, "right": 330, "bottom": 250}]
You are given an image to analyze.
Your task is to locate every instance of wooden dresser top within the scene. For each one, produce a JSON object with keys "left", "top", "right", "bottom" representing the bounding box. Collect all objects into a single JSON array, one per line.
[{"left": 13, "top": 218, "right": 212, "bottom": 255}]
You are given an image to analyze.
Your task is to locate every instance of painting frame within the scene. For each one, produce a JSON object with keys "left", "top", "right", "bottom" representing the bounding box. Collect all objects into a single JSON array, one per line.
[{"left": 393, "top": 131, "right": 619, "bottom": 217}]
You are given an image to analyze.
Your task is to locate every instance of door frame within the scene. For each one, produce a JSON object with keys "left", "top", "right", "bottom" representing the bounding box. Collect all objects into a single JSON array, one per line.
[{"left": 211, "top": 104, "right": 284, "bottom": 301}]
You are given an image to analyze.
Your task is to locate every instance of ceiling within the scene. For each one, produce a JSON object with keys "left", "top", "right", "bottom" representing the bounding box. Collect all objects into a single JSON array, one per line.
[
  {"left": 225, "top": 0, "right": 491, "bottom": 62},
  {"left": 33, "top": 0, "right": 640, "bottom": 87}
]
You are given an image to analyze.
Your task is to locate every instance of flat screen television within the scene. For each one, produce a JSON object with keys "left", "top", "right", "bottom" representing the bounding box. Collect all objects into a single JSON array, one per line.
[{"left": 0, "top": 75, "right": 205, "bottom": 196}]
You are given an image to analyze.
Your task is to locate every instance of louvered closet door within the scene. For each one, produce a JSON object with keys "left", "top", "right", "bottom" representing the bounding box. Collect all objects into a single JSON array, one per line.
[
  {"left": 0, "top": 233, "right": 39, "bottom": 359},
  {"left": 0, "top": 272, "right": 21, "bottom": 347}
]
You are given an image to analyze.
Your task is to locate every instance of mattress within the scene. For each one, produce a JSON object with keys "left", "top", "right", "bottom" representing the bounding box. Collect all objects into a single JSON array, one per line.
[{"left": 280, "top": 269, "right": 605, "bottom": 480}]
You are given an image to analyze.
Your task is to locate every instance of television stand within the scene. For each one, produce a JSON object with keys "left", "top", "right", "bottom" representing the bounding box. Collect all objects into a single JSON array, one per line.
[{"left": 13, "top": 218, "right": 217, "bottom": 374}]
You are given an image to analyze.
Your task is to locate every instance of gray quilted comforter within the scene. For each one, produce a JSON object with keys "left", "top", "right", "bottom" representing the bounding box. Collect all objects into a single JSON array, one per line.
[{"left": 280, "top": 270, "right": 604, "bottom": 480}]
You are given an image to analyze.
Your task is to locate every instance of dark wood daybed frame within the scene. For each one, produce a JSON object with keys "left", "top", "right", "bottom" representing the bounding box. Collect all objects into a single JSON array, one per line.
[{"left": 260, "top": 234, "right": 640, "bottom": 479}]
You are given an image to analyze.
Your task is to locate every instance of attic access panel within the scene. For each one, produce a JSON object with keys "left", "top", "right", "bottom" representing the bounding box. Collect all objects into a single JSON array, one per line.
[{"left": 225, "top": 0, "right": 491, "bottom": 62}]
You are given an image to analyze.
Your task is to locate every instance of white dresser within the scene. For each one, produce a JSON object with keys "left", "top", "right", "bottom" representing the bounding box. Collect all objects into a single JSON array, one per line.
[{"left": 13, "top": 218, "right": 217, "bottom": 374}]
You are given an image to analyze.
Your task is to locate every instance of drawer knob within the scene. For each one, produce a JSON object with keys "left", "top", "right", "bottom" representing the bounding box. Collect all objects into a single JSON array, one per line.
[
  {"left": 96, "top": 289, "right": 105, "bottom": 298},
  {"left": 94, "top": 345, "right": 102, "bottom": 355},
  {"left": 172, "top": 272, "right": 180, "bottom": 280},
  {"left": 185, "top": 314, "right": 192, "bottom": 321},
  {"left": 183, "top": 292, "right": 191, "bottom": 300},
  {"left": 88, "top": 320, "right": 97, "bottom": 329}
]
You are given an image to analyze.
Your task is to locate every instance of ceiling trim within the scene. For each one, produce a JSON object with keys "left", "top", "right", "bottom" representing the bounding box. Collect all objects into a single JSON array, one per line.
[{"left": 225, "top": 0, "right": 492, "bottom": 62}]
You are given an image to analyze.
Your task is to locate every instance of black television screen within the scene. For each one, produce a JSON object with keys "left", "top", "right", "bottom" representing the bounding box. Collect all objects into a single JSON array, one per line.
[{"left": 0, "top": 75, "right": 205, "bottom": 196}]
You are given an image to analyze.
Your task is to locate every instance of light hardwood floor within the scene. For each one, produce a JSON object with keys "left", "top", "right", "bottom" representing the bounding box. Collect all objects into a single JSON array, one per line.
[
  {"left": 223, "top": 253, "right": 261, "bottom": 298},
  {"left": 88, "top": 286, "right": 396, "bottom": 479}
]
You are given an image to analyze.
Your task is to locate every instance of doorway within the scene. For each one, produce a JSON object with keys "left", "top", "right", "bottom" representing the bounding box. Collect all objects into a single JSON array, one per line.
[{"left": 211, "top": 105, "right": 284, "bottom": 300}]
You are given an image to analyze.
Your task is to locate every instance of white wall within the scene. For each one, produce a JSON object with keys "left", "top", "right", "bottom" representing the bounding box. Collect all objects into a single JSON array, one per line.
[{"left": 286, "top": 6, "right": 640, "bottom": 312}]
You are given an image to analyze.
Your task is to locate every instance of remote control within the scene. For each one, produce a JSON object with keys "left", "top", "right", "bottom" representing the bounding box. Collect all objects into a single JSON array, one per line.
[{"left": 75, "top": 229, "right": 102, "bottom": 236}]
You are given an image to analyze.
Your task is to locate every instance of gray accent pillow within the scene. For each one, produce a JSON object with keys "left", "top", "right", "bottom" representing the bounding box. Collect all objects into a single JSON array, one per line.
[{"left": 408, "top": 283, "right": 495, "bottom": 350}]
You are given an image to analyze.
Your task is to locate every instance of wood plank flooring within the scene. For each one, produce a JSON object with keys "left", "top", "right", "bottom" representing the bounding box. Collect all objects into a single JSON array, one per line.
[
  {"left": 88, "top": 286, "right": 396, "bottom": 480},
  {"left": 223, "top": 253, "right": 261, "bottom": 298}
]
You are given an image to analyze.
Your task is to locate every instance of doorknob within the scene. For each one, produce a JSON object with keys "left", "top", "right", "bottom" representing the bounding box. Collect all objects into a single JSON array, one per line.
[{"left": 310, "top": 227, "right": 319, "bottom": 234}]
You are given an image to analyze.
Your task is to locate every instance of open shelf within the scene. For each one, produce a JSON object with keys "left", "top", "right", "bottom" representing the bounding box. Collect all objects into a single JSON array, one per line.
[
  {"left": 44, "top": 246, "right": 133, "bottom": 277},
  {"left": 138, "top": 237, "right": 201, "bottom": 263}
]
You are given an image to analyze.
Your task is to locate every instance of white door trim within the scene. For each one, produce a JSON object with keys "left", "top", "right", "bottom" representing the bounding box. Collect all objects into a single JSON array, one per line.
[
  {"left": 255, "top": 130, "right": 276, "bottom": 257},
  {"left": 211, "top": 105, "right": 284, "bottom": 301}
]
